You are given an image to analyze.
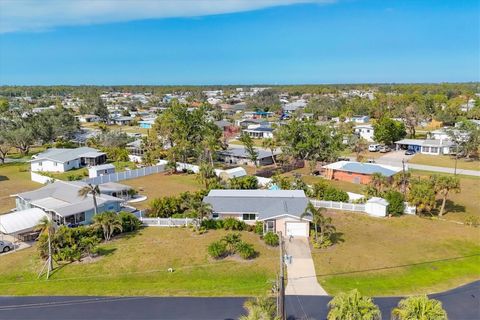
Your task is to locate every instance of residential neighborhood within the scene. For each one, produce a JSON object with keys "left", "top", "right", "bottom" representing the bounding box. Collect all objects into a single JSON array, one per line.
[{"left": 0, "top": 1, "right": 479, "bottom": 319}]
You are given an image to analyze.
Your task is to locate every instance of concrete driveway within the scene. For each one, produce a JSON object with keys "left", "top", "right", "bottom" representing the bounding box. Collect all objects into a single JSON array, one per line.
[
  {"left": 284, "top": 237, "right": 327, "bottom": 296},
  {"left": 376, "top": 150, "right": 414, "bottom": 167}
]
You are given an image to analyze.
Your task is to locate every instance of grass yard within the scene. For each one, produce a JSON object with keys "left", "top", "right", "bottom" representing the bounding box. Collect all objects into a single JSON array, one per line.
[
  {"left": 313, "top": 211, "right": 480, "bottom": 296},
  {"left": 410, "top": 154, "right": 480, "bottom": 171},
  {"left": 123, "top": 172, "right": 201, "bottom": 209},
  {"left": 0, "top": 228, "right": 278, "bottom": 296},
  {"left": 6, "top": 146, "right": 46, "bottom": 161},
  {"left": 0, "top": 163, "right": 41, "bottom": 213},
  {"left": 410, "top": 171, "right": 480, "bottom": 223},
  {"left": 229, "top": 139, "right": 266, "bottom": 147},
  {"left": 283, "top": 167, "right": 365, "bottom": 194}
]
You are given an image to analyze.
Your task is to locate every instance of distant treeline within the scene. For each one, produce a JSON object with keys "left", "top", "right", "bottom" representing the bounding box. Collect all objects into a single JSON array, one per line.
[{"left": 0, "top": 83, "right": 478, "bottom": 98}]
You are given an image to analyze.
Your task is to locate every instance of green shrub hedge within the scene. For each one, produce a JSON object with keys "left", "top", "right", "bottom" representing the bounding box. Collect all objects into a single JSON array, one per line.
[{"left": 263, "top": 232, "right": 279, "bottom": 246}]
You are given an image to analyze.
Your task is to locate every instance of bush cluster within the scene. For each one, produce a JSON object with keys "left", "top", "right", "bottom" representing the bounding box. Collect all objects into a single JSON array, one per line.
[
  {"left": 207, "top": 233, "right": 256, "bottom": 260},
  {"left": 309, "top": 181, "right": 349, "bottom": 202},
  {"left": 38, "top": 211, "right": 141, "bottom": 263},
  {"left": 263, "top": 232, "right": 279, "bottom": 246}
]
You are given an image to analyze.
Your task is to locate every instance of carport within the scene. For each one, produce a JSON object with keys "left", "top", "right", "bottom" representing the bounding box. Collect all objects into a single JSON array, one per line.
[
  {"left": 395, "top": 139, "right": 422, "bottom": 152},
  {"left": 0, "top": 208, "right": 47, "bottom": 241}
]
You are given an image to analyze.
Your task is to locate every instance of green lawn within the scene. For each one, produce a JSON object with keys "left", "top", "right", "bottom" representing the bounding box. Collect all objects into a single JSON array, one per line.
[
  {"left": 410, "top": 171, "right": 480, "bottom": 223},
  {"left": 0, "top": 163, "right": 40, "bottom": 213},
  {"left": 6, "top": 146, "right": 46, "bottom": 161},
  {"left": 123, "top": 172, "right": 201, "bottom": 210},
  {"left": 0, "top": 228, "right": 278, "bottom": 296},
  {"left": 410, "top": 154, "right": 480, "bottom": 171},
  {"left": 229, "top": 139, "right": 266, "bottom": 147},
  {"left": 313, "top": 211, "right": 480, "bottom": 296}
]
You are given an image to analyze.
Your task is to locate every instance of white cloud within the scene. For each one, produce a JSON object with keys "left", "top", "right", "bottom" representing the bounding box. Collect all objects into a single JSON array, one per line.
[{"left": 0, "top": 0, "right": 335, "bottom": 33}]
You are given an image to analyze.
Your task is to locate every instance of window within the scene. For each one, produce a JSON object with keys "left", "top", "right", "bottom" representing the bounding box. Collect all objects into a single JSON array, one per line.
[
  {"left": 212, "top": 212, "right": 219, "bottom": 219},
  {"left": 242, "top": 213, "right": 256, "bottom": 221},
  {"left": 54, "top": 162, "right": 57, "bottom": 166},
  {"left": 422, "top": 146, "right": 429, "bottom": 153},
  {"left": 431, "top": 147, "right": 438, "bottom": 154},
  {"left": 347, "top": 171, "right": 352, "bottom": 175}
]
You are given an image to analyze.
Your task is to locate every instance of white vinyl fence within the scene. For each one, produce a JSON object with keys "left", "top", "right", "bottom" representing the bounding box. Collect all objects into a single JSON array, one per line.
[
  {"left": 83, "top": 164, "right": 166, "bottom": 185},
  {"left": 310, "top": 199, "right": 366, "bottom": 212},
  {"left": 140, "top": 217, "right": 195, "bottom": 227}
]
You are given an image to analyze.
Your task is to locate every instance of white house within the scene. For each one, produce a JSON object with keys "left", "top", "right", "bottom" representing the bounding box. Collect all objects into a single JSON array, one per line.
[
  {"left": 354, "top": 124, "right": 374, "bottom": 142},
  {"left": 243, "top": 126, "right": 274, "bottom": 139},
  {"left": 76, "top": 114, "right": 101, "bottom": 123},
  {"left": 31, "top": 147, "right": 107, "bottom": 173},
  {"left": 15, "top": 181, "right": 123, "bottom": 227},
  {"left": 395, "top": 139, "right": 455, "bottom": 155}
]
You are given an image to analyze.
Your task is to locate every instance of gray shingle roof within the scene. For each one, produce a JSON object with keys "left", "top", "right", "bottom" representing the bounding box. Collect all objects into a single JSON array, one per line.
[
  {"left": 203, "top": 190, "right": 309, "bottom": 220},
  {"left": 16, "top": 181, "right": 122, "bottom": 217},
  {"left": 32, "top": 147, "right": 105, "bottom": 163}
]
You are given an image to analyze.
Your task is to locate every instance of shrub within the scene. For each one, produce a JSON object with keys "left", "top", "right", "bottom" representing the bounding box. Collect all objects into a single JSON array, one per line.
[
  {"left": 118, "top": 211, "right": 141, "bottom": 233},
  {"left": 263, "top": 232, "right": 279, "bottom": 246},
  {"left": 385, "top": 191, "right": 405, "bottom": 216},
  {"left": 207, "top": 241, "right": 228, "bottom": 259},
  {"left": 222, "top": 217, "right": 246, "bottom": 230},
  {"left": 254, "top": 221, "right": 264, "bottom": 235},
  {"left": 201, "top": 219, "right": 219, "bottom": 230},
  {"left": 228, "top": 176, "right": 258, "bottom": 189},
  {"left": 465, "top": 215, "right": 479, "bottom": 227},
  {"left": 235, "top": 241, "right": 256, "bottom": 259},
  {"left": 323, "top": 186, "right": 349, "bottom": 202}
]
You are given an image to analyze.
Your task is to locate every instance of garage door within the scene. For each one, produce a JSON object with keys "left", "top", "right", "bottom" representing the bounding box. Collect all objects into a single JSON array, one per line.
[{"left": 286, "top": 222, "right": 308, "bottom": 237}]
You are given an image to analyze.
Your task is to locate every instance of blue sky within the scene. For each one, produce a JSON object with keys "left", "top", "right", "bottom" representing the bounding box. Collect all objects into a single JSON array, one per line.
[{"left": 0, "top": 0, "right": 478, "bottom": 85}]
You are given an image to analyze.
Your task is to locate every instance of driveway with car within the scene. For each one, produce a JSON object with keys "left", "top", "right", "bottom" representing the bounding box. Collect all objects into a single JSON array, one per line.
[{"left": 284, "top": 236, "right": 327, "bottom": 296}]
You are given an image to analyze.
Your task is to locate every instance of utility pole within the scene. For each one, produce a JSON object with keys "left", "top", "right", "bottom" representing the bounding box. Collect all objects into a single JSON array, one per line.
[
  {"left": 278, "top": 232, "right": 285, "bottom": 320},
  {"left": 402, "top": 159, "right": 406, "bottom": 198}
]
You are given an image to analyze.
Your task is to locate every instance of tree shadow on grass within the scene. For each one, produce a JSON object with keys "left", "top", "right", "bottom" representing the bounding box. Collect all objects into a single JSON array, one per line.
[
  {"left": 443, "top": 199, "right": 466, "bottom": 214},
  {"left": 330, "top": 232, "right": 345, "bottom": 245},
  {"left": 0, "top": 175, "right": 8, "bottom": 182},
  {"left": 96, "top": 247, "right": 117, "bottom": 257}
]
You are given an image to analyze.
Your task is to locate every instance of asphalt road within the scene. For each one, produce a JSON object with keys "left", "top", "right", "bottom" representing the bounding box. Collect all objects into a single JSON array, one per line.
[{"left": 0, "top": 281, "right": 478, "bottom": 320}]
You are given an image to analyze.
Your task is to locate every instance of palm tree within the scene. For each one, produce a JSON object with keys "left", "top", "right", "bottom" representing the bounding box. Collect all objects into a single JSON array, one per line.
[
  {"left": 240, "top": 295, "right": 279, "bottom": 320},
  {"left": 186, "top": 199, "right": 212, "bottom": 231},
  {"left": 370, "top": 173, "right": 388, "bottom": 196},
  {"left": 262, "top": 137, "right": 278, "bottom": 167},
  {"left": 328, "top": 289, "right": 381, "bottom": 320},
  {"left": 92, "top": 211, "right": 123, "bottom": 242},
  {"left": 240, "top": 132, "right": 259, "bottom": 173},
  {"left": 433, "top": 175, "right": 461, "bottom": 216},
  {"left": 36, "top": 216, "right": 56, "bottom": 279},
  {"left": 392, "top": 295, "right": 447, "bottom": 320},
  {"left": 301, "top": 202, "right": 335, "bottom": 244},
  {"left": 78, "top": 183, "right": 101, "bottom": 215},
  {"left": 196, "top": 162, "right": 217, "bottom": 189}
]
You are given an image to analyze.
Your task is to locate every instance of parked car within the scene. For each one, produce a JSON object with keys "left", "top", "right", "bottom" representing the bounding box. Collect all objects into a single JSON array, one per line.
[
  {"left": 0, "top": 240, "right": 13, "bottom": 253},
  {"left": 405, "top": 149, "right": 416, "bottom": 155},
  {"left": 337, "top": 157, "right": 350, "bottom": 161},
  {"left": 368, "top": 144, "right": 380, "bottom": 152},
  {"left": 379, "top": 146, "right": 391, "bottom": 153}
]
